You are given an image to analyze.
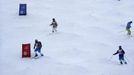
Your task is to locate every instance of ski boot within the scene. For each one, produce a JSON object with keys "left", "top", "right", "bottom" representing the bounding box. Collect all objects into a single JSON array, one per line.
[
  {"left": 120, "top": 62, "right": 123, "bottom": 64},
  {"left": 34, "top": 54, "right": 38, "bottom": 57},
  {"left": 41, "top": 54, "right": 44, "bottom": 56},
  {"left": 124, "top": 62, "right": 127, "bottom": 64}
]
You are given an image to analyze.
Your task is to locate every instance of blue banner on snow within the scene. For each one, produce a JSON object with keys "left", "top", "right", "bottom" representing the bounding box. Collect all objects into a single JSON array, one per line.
[{"left": 19, "top": 4, "right": 27, "bottom": 16}]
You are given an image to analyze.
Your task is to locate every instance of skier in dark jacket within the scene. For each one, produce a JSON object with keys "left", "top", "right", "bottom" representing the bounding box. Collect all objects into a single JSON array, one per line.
[
  {"left": 113, "top": 46, "right": 127, "bottom": 64},
  {"left": 126, "top": 21, "right": 132, "bottom": 35},
  {"left": 50, "top": 18, "right": 58, "bottom": 33},
  {"left": 33, "top": 39, "right": 44, "bottom": 57}
]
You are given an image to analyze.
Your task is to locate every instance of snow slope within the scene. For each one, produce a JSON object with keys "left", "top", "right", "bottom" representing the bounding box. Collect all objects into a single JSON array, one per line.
[{"left": 0, "top": 0, "right": 134, "bottom": 75}]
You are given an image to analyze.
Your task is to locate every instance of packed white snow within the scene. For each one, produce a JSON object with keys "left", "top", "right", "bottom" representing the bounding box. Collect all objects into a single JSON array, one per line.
[{"left": 0, "top": 0, "right": 134, "bottom": 75}]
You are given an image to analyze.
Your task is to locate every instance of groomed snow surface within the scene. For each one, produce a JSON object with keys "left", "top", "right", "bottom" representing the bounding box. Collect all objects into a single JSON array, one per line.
[{"left": 0, "top": 0, "right": 134, "bottom": 75}]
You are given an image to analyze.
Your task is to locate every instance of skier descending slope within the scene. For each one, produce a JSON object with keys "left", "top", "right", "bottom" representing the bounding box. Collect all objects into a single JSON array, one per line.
[
  {"left": 50, "top": 18, "right": 58, "bottom": 33},
  {"left": 33, "top": 39, "right": 44, "bottom": 57},
  {"left": 113, "top": 46, "right": 127, "bottom": 64},
  {"left": 126, "top": 21, "right": 132, "bottom": 35}
]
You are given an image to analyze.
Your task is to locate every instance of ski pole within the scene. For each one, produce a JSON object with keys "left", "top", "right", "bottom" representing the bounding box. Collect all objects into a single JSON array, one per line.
[
  {"left": 124, "top": 55, "right": 129, "bottom": 62},
  {"left": 109, "top": 55, "right": 113, "bottom": 61}
]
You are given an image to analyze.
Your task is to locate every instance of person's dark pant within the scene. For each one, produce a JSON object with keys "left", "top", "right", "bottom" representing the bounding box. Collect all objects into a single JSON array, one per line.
[
  {"left": 119, "top": 55, "right": 127, "bottom": 64},
  {"left": 34, "top": 48, "right": 43, "bottom": 57},
  {"left": 52, "top": 27, "right": 57, "bottom": 32}
]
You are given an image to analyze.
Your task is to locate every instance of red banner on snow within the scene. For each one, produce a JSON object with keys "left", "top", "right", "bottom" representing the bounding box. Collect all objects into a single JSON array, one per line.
[{"left": 22, "top": 43, "right": 31, "bottom": 58}]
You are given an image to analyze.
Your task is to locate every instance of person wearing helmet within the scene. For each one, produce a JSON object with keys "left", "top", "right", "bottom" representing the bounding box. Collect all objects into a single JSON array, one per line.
[
  {"left": 113, "top": 46, "right": 127, "bottom": 64},
  {"left": 126, "top": 21, "right": 132, "bottom": 35},
  {"left": 33, "top": 39, "right": 44, "bottom": 57},
  {"left": 50, "top": 18, "right": 58, "bottom": 33}
]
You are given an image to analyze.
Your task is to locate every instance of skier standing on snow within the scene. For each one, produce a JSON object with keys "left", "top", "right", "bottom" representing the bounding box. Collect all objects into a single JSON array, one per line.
[
  {"left": 126, "top": 21, "right": 132, "bottom": 35},
  {"left": 33, "top": 39, "right": 44, "bottom": 57},
  {"left": 50, "top": 18, "right": 58, "bottom": 33},
  {"left": 113, "top": 46, "right": 127, "bottom": 64}
]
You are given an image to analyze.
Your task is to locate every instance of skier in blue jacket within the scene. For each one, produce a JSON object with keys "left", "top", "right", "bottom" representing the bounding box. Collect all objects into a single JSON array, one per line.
[
  {"left": 33, "top": 39, "right": 44, "bottom": 57},
  {"left": 113, "top": 46, "right": 127, "bottom": 64},
  {"left": 126, "top": 21, "right": 132, "bottom": 35}
]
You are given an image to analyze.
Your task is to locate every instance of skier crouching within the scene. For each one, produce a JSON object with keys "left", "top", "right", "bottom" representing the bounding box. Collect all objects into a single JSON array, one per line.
[
  {"left": 113, "top": 46, "right": 127, "bottom": 64},
  {"left": 33, "top": 39, "right": 44, "bottom": 57}
]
